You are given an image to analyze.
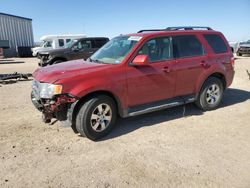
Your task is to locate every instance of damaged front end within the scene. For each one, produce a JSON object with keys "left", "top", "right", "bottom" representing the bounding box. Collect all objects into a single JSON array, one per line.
[
  {"left": 31, "top": 80, "right": 78, "bottom": 124},
  {"left": 38, "top": 53, "right": 52, "bottom": 67}
]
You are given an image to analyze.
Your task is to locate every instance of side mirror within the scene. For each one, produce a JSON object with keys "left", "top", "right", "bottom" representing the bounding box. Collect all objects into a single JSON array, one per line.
[{"left": 132, "top": 55, "right": 149, "bottom": 66}]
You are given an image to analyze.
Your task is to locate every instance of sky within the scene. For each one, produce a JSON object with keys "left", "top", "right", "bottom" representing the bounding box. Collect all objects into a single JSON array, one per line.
[{"left": 0, "top": 0, "right": 249, "bottom": 42}]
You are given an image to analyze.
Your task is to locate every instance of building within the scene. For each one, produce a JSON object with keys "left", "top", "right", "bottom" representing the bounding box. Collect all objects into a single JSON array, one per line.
[{"left": 0, "top": 12, "right": 34, "bottom": 57}]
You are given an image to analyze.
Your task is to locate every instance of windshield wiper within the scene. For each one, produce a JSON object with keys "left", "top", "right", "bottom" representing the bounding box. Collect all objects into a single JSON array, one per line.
[
  {"left": 87, "top": 57, "right": 93, "bottom": 62},
  {"left": 91, "top": 59, "right": 106, "bottom": 64}
]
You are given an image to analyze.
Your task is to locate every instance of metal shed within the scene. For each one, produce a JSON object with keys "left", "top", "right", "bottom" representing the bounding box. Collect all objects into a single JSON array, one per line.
[{"left": 0, "top": 12, "right": 34, "bottom": 57}]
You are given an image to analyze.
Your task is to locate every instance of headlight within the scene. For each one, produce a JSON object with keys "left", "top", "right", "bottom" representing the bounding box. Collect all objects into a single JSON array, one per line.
[{"left": 39, "top": 83, "right": 62, "bottom": 99}]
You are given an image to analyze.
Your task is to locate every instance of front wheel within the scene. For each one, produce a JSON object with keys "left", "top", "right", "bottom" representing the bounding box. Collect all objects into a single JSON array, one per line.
[
  {"left": 76, "top": 95, "right": 117, "bottom": 141},
  {"left": 195, "top": 77, "right": 224, "bottom": 111}
]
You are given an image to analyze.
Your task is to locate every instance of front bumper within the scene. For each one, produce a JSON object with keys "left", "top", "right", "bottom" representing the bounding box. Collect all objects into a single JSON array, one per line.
[
  {"left": 31, "top": 91, "right": 78, "bottom": 123},
  {"left": 38, "top": 56, "right": 52, "bottom": 67},
  {"left": 38, "top": 59, "right": 52, "bottom": 67}
]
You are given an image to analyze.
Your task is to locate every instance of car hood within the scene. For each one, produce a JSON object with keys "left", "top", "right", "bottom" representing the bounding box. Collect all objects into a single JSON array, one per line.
[
  {"left": 40, "top": 48, "right": 69, "bottom": 55},
  {"left": 32, "top": 47, "right": 42, "bottom": 51},
  {"left": 33, "top": 59, "right": 113, "bottom": 83}
]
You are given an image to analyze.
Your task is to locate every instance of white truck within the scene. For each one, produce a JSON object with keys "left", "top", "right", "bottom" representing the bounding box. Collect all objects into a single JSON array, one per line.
[{"left": 32, "top": 34, "right": 86, "bottom": 57}]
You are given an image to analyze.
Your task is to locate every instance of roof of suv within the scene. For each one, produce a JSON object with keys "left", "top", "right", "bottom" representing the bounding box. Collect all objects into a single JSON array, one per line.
[
  {"left": 127, "top": 30, "right": 221, "bottom": 38},
  {"left": 73, "top": 37, "right": 109, "bottom": 41},
  {"left": 125, "top": 26, "right": 221, "bottom": 38}
]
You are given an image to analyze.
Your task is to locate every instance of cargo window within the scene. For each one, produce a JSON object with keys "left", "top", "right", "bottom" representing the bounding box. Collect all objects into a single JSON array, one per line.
[
  {"left": 173, "top": 35, "right": 205, "bottom": 58},
  {"left": 204, "top": 34, "right": 228, "bottom": 54},
  {"left": 66, "top": 39, "right": 71, "bottom": 43},
  {"left": 58, "top": 39, "right": 64, "bottom": 47}
]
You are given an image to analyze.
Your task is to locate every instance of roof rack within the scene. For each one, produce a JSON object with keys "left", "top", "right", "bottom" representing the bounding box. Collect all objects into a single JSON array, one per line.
[
  {"left": 137, "top": 26, "right": 213, "bottom": 33},
  {"left": 137, "top": 29, "right": 164, "bottom": 33},
  {"left": 166, "top": 26, "right": 213, "bottom": 31}
]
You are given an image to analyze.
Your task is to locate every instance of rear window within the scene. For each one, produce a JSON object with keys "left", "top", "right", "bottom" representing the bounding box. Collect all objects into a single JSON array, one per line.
[
  {"left": 204, "top": 34, "right": 228, "bottom": 54},
  {"left": 173, "top": 35, "right": 204, "bottom": 58}
]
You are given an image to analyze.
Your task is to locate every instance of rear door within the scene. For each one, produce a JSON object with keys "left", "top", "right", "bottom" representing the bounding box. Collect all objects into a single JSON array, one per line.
[
  {"left": 126, "top": 36, "right": 176, "bottom": 107},
  {"left": 173, "top": 34, "right": 207, "bottom": 97},
  {"left": 203, "top": 34, "right": 232, "bottom": 66}
]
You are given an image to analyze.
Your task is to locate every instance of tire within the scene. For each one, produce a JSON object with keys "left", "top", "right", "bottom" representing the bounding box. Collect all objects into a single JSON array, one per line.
[
  {"left": 76, "top": 95, "right": 117, "bottom": 141},
  {"left": 237, "top": 53, "right": 242, "bottom": 56},
  {"left": 195, "top": 77, "right": 224, "bottom": 111}
]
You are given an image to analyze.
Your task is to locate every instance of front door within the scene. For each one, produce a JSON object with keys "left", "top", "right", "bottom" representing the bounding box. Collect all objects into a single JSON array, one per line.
[
  {"left": 70, "top": 39, "right": 93, "bottom": 60},
  {"left": 126, "top": 37, "right": 176, "bottom": 107}
]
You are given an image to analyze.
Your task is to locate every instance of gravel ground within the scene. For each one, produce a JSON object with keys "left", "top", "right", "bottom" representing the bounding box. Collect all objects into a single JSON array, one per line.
[{"left": 0, "top": 57, "right": 250, "bottom": 188}]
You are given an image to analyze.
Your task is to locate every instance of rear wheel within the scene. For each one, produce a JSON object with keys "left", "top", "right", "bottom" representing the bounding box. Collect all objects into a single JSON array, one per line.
[
  {"left": 237, "top": 52, "right": 242, "bottom": 56},
  {"left": 195, "top": 77, "right": 224, "bottom": 111},
  {"left": 76, "top": 95, "right": 117, "bottom": 141}
]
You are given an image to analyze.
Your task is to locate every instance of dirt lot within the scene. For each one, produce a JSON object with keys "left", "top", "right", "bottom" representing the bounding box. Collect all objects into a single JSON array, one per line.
[{"left": 0, "top": 57, "right": 250, "bottom": 188}]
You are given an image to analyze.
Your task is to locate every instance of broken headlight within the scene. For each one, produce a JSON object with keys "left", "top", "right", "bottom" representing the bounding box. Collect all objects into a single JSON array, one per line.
[{"left": 40, "top": 83, "right": 62, "bottom": 99}]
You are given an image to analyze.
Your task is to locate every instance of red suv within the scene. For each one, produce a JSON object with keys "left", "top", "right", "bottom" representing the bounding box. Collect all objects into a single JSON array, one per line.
[{"left": 31, "top": 26, "right": 235, "bottom": 140}]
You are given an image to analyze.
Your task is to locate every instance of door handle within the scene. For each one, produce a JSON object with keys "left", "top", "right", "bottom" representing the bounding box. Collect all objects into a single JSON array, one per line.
[
  {"left": 200, "top": 61, "right": 210, "bottom": 68},
  {"left": 89, "top": 51, "right": 94, "bottom": 54},
  {"left": 162, "top": 66, "right": 170, "bottom": 73}
]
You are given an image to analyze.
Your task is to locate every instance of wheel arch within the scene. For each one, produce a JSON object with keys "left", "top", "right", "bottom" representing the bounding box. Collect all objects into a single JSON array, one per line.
[
  {"left": 196, "top": 72, "right": 226, "bottom": 99},
  {"left": 70, "top": 90, "right": 124, "bottom": 133}
]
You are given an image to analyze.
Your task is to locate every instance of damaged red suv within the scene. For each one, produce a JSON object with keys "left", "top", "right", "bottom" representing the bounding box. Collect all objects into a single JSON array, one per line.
[{"left": 32, "top": 26, "right": 235, "bottom": 140}]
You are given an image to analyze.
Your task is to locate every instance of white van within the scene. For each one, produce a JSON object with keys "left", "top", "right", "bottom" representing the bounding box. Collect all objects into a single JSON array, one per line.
[{"left": 32, "top": 34, "right": 86, "bottom": 56}]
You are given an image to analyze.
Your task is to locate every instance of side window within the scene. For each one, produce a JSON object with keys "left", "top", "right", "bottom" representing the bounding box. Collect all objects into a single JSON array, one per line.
[
  {"left": 93, "top": 39, "right": 108, "bottom": 48},
  {"left": 204, "top": 34, "right": 228, "bottom": 54},
  {"left": 58, "top": 39, "right": 64, "bottom": 47},
  {"left": 66, "top": 39, "right": 71, "bottom": 43},
  {"left": 81, "top": 40, "right": 92, "bottom": 49},
  {"left": 173, "top": 35, "right": 205, "bottom": 58},
  {"left": 44, "top": 41, "right": 52, "bottom": 47},
  {"left": 138, "top": 37, "right": 173, "bottom": 62}
]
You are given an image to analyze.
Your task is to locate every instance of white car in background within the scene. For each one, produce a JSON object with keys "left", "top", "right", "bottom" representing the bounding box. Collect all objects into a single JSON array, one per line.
[{"left": 32, "top": 34, "right": 86, "bottom": 57}]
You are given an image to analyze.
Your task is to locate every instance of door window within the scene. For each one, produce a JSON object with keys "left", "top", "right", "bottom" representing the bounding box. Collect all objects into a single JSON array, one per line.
[
  {"left": 73, "top": 40, "right": 92, "bottom": 50},
  {"left": 173, "top": 35, "right": 205, "bottom": 58},
  {"left": 58, "top": 39, "right": 64, "bottom": 47},
  {"left": 66, "top": 39, "right": 71, "bottom": 43},
  {"left": 138, "top": 37, "right": 173, "bottom": 62},
  {"left": 81, "top": 40, "right": 92, "bottom": 49},
  {"left": 44, "top": 41, "right": 52, "bottom": 48},
  {"left": 93, "top": 39, "right": 108, "bottom": 48}
]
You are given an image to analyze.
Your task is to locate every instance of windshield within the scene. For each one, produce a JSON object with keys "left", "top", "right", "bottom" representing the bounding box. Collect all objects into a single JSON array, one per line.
[
  {"left": 43, "top": 41, "right": 52, "bottom": 48},
  {"left": 90, "top": 36, "right": 141, "bottom": 64},
  {"left": 65, "top": 39, "right": 77, "bottom": 48}
]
